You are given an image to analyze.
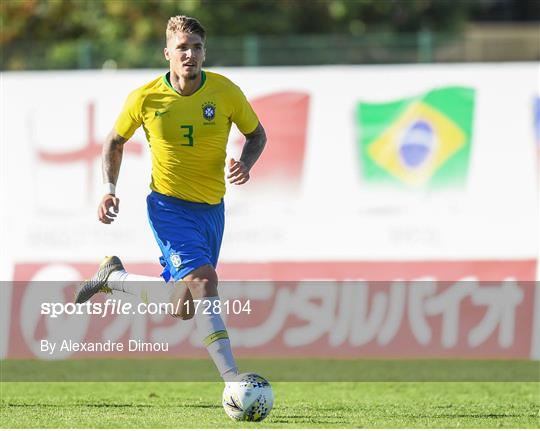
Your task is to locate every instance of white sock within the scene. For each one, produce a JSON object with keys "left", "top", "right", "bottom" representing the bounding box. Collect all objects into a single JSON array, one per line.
[
  {"left": 194, "top": 295, "right": 238, "bottom": 381},
  {"left": 107, "top": 270, "right": 172, "bottom": 305}
]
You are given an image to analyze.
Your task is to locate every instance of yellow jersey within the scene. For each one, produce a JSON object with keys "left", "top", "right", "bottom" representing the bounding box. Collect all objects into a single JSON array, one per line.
[{"left": 115, "top": 71, "right": 259, "bottom": 204}]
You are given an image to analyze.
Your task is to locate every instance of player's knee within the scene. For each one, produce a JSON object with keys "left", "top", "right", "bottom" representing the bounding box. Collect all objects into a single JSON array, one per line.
[
  {"left": 189, "top": 279, "right": 218, "bottom": 298},
  {"left": 184, "top": 265, "right": 218, "bottom": 298}
]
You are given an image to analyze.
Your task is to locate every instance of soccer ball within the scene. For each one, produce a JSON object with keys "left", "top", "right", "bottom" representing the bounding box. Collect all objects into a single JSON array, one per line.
[{"left": 222, "top": 373, "right": 274, "bottom": 421}]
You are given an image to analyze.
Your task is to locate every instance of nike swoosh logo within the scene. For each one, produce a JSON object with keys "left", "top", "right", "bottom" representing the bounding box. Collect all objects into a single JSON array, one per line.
[
  {"left": 225, "top": 400, "right": 242, "bottom": 411},
  {"left": 155, "top": 111, "right": 169, "bottom": 117}
]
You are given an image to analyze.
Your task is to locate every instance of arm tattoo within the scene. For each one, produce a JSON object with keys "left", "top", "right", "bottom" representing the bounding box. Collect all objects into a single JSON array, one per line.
[
  {"left": 102, "top": 130, "right": 127, "bottom": 185},
  {"left": 240, "top": 122, "right": 267, "bottom": 171}
]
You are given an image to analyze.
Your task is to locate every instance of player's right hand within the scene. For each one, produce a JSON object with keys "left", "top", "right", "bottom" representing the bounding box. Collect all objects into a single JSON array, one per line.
[{"left": 98, "top": 194, "right": 120, "bottom": 224}]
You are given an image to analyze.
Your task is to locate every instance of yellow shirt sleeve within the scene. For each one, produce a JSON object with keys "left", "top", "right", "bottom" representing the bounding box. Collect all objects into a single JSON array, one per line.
[
  {"left": 114, "top": 88, "right": 144, "bottom": 139},
  {"left": 230, "top": 85, "right": 259, "bottom": 135}
]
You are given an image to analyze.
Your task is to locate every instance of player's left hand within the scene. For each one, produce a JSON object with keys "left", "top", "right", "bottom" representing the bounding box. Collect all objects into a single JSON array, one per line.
[{"left": 227, "top": 158, "right": 250, "bottom": 185}]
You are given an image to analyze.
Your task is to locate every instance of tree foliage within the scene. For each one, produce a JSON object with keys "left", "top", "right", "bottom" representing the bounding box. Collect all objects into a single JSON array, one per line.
[
  {"left": 1, "top": 0, "right": 473, "bottom": 44},
  {"left": 1, "top": 0, "right": 536, "bottom": 69}
]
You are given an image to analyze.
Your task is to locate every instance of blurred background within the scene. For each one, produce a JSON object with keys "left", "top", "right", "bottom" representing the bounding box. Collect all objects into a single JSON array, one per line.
[
  {"left": 1, "top": 0, "right": 539, "bottom": 363},
  {"left": 2, "top": 0, "right": 540, "bottom": 70}
]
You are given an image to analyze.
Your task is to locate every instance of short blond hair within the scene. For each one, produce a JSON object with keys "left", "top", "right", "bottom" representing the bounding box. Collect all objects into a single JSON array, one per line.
[{"left": 166, "top": 15, "right": 206, "bottom": 42}]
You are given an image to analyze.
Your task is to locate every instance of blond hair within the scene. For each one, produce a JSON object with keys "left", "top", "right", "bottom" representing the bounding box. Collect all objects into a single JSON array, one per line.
[{"left": 166, "top": 15, "right": 206, "bottom": 42}]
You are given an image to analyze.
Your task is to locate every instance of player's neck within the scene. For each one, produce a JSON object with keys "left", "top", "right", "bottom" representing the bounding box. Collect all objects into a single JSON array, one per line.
[{"left": 169, "top": 70, "right": 202, "bottom": 96}]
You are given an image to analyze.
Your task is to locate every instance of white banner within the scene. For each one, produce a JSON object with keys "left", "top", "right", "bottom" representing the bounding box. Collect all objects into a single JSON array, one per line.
[{"left": 1, "top": 64, "right": 538, "bottom": 274}]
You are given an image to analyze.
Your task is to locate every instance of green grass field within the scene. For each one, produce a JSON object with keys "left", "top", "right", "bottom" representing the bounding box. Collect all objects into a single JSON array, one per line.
[
  {"left": 1, "top": 360, "right": 539, "bottom": 428},
  {"left": 2, "top": 381, "right": 539, "bottom": 428}
]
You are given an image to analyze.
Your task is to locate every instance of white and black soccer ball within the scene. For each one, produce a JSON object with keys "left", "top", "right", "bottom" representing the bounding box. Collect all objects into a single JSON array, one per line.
[{"left": 222, "top": 373, "right": 274, "bottom": 422}]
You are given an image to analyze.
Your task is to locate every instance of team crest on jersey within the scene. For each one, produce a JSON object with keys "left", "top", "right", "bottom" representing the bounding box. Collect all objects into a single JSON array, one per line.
[
  {"left": 202, "top": 102, "right": 216, "bottom": 121},
  {"left": 170, "top": 254, "right": 182, "bottom": 268}
]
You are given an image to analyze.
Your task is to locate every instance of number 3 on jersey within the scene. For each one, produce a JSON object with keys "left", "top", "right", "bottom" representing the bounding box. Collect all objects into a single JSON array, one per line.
[{"left": 180, "top": 125, "right": 194, "bottom": 146}]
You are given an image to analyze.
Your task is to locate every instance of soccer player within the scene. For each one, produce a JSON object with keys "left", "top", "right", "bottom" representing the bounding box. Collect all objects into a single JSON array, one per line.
[{"left": 75, "top": 15, "right": 266, "bottom": 382}]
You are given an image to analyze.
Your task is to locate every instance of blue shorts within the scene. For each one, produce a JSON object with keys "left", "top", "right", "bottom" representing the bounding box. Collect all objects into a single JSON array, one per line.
[{"left": 146, "top": 191, "right": 224, "bottom": 282}]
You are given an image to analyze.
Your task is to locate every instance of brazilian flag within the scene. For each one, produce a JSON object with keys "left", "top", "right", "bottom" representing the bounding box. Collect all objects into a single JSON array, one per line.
[{"left": 357, "top": 86, "right": 475, "bottom": 188}]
